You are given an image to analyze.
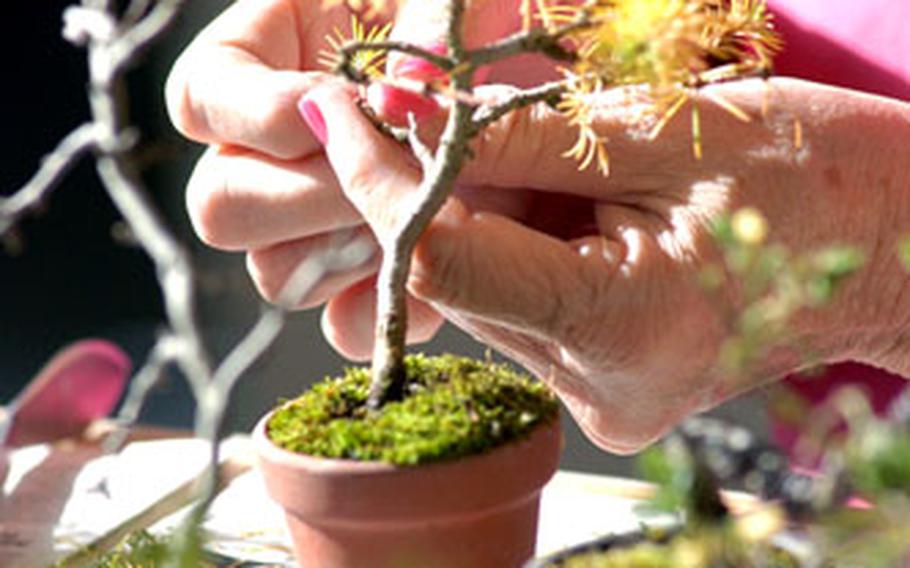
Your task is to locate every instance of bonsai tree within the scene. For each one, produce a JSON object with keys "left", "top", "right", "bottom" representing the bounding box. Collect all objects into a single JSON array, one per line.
[
  {"left": 319, "top": 0, "right": 783, "bottom": 411},
  {"left": 535, "top": 391, "right": 910, "bottom": 567}
]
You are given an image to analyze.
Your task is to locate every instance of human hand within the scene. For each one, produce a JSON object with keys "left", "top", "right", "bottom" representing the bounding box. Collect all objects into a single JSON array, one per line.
[
  {"left": 301, "top": 77, "right": 910, "bottom": 453},
  {"left": 166, "top": 0, "right": 539, "bottom": 357}
]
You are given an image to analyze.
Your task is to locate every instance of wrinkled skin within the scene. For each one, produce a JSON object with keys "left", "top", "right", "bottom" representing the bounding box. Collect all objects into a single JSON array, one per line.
[{"left": 166, "top": 0, "right": 910, "bottom": 453}]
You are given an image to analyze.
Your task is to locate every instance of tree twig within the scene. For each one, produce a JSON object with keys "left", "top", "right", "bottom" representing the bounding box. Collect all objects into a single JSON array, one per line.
[
  {"left": 471, "top": 80, "right": 567, "bottom": 133},
  {"left": 337, "top": 39, "right": 454, "bottom": 81},
  {"left": 464, "top": 17, "right": 591, "bottom": 69}
]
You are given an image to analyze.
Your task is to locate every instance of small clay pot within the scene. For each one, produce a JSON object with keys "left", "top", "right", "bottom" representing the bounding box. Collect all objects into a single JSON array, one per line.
[{"left": 254, "top": 411, "right": 562, "bottom": 568}]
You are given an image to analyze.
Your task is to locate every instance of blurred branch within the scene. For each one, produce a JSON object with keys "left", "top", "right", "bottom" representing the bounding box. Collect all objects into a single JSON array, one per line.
[
  {"left": 103, "top": 337, "right": 179, "bottom": 454},
  {"left": 0, "top": 124, "right": 97, "bottom": 236},
  {"left": 1, "top": 1, "right": 374, "bottom": 564}
]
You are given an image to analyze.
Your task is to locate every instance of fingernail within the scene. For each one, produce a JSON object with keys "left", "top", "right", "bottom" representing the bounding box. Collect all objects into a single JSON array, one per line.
[
  {"left": 393, "top": 41, "right": 448, "bottom": 81},
  {"left": 366, "top": 83, "right": 440, "bottom": 125},
  {"left": 298, "top": 97, "right": 327, "bottom": 145}
]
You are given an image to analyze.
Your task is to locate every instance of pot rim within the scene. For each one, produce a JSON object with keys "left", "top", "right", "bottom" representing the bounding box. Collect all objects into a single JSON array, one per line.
[
  {"left": 253, "top": 407, "right": 563, "bottom": 520},
  {"left": 253, "top": 407, "right": 561, "bottom": 474}
]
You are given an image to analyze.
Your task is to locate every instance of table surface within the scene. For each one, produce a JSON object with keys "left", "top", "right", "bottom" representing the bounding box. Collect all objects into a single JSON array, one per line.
[{"left": 0, "top": 431, "right": 757, "bottom": 567}]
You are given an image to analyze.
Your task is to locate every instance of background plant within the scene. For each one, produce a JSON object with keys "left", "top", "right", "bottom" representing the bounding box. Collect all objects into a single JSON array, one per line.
[{"left": 703, "top": 207, "right": 864, "bottom": 381}]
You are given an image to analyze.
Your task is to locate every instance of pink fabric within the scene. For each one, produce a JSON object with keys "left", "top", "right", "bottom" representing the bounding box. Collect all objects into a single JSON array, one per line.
[
  {"left": 764, "top": 1, "right": 910, "bottom": 459},
  {"left": 769, "top": 0, "right": 910, "bottom": 97}
]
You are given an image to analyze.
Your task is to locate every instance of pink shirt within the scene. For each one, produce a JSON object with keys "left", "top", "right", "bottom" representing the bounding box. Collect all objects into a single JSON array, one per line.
[
  {"left": 770, "top": 0, "right": 910, "bottom": 99},
  {"left": 765, "top": 1, "right": 909, "bottom": 455}
]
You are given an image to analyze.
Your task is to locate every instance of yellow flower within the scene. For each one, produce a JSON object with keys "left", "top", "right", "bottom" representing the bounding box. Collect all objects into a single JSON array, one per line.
[{"left": 731, "top": 207, "right": 769, "bottom": 245}]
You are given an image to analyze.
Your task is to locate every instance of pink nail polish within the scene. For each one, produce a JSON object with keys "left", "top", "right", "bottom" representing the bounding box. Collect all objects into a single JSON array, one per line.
[
  {"left": 298, "top": 98, "right": 328, "bottom": 145},
  {"left": 394, "top": 42, "right": 448, "bottom": 81},
  {"left": 367, "top": 83, "right": 441, "bottom": 125}
]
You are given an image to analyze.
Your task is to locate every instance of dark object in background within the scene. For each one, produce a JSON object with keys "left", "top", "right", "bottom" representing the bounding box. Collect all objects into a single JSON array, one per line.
[{"left": 0, "top": 2, "right": 199, "bottom": 416}]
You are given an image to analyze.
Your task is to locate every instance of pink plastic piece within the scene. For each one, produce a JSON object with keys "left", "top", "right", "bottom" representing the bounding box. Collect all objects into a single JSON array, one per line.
[{"left": 5, "top": 339, "right": 130, "bottom": 447}]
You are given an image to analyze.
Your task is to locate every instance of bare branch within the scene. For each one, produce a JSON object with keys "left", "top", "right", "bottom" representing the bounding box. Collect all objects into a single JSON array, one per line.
[
  {"left": 446, "top": 0, "right": 468, "bottom": 57},
  {"left": 110, "top": 0, "right": 188, "bottom": 74},
  {"left": 122, "top": 0, "right": 154, "bottom": 26},
  {"left": 103, "top": 336, "right": 180, "bottom": 453},
  {"left": 63, "top": 5, "right": 117, "bottom": 45},
  {"left": 11, "top": 0, "right": 383, "bottom": 563},
  {"left": 337, "top": 40, "right": 454, "bottom": 82},
  {"left": 94, "top": 154, "right": 214, "bottom": 394},
  {"left": 465, "top": 18, "right": 590, "bottom": 68},
  {"left": 211, "top": 309, "right": 284, "bottom": 394},
  {"left": 0, "top": 124, "right": 97, "bottom": 236},
  {"left": 471, "top": 80, "right": 566, "bottom": 133}
]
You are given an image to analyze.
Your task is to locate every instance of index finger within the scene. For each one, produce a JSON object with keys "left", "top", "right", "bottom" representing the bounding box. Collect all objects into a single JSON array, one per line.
[
  {"left": 303, "top": 84, "right": 422, "bottom": 238},
  {"left": 165, "top": 0, "right": 351, "bottom": 158}
]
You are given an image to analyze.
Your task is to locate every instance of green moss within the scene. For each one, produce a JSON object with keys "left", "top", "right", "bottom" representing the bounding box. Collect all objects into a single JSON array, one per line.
[
  {"left": 267, "top": 354, "right": 559, "bottom": 465},
  {"left": 556, "top": 528, "right": 800, "bottom": 568},
  {"left": 559, "top": 541, "right": 674, "bottom": 568}
]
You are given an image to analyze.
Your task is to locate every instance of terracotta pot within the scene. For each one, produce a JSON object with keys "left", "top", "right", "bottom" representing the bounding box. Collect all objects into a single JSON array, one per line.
[{"left": 254, "top": 411, "right": 562, "bottom": 568}]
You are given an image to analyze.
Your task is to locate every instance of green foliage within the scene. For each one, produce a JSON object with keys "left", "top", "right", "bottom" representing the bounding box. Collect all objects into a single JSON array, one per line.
[
  {"left": 805, "top": 247, "right": 865, "bottom": 305},
  {"left": 572, "top": 434, "right": 800, "bottom": 567},
  {"left": 637, "top": 444, "right": 695, "bottom": 517},
  {"left": 558, "top": 540, "right": 675, "bottom": 568},
  {"left": 813, "top": 504, "right": 910, "bottom": 568},
  {"left": 267, "top": 354, "right": 559, "bottom": 465},
  {"left": 637, "top": 440, "right": 728, "bottom": 524},
  {"left": 72, "top": 531, "right": 169, "bottom": 568},
  {"left": 706, "top": 209, "right": 864, "bottom": 376},
  {"left": 54, "top": 530, "right": 213, "bottom": 568},
  {"left": 846, "top": 423, "right": 910, "bottom": 496}
]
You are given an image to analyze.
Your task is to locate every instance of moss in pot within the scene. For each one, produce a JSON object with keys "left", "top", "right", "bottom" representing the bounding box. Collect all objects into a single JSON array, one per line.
[
  {"left": 254, "top": 354, "right": 562, "bottom": 568},
  {"left": 267, "top": 353, "right": 558, "bottom": 465}
]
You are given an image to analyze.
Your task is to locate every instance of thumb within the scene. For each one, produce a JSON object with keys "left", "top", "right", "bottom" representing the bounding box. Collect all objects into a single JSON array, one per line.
[
  {"left": 409, "top": 207, "right": 624, "bottom": 342},
  {"left": 458, "top": 85, "right": 641, "bottom": 197}
]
